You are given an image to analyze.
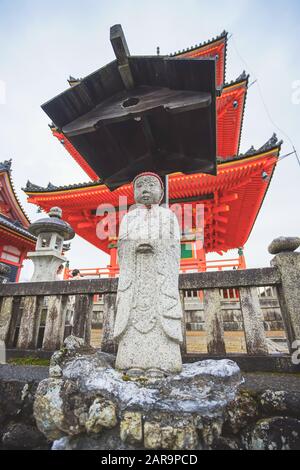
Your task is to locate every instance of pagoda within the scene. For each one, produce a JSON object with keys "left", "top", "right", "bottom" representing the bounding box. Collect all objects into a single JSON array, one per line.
[
  {"left": 0, "top": 160, "right": 36, "bottom": 281},
  {"left": 23, "top": 31, "right": 282, "bottom": 275}
]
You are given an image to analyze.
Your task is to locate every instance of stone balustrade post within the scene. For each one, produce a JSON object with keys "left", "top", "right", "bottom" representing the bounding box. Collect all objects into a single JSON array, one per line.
[
  {"left": 100, "top": 293, "right": 117, "bottom": 353},
  {"left": 269, "top": 237, "right": 300, "bottom": 353}
]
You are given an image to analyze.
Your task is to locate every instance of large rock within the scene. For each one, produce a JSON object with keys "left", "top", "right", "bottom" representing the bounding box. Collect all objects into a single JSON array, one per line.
[
  {"left": 0, "top": 373, "right": 49, "bottom": 450},
  {"left": 34, "top": 378, "right": 67, "bottom": 441},
  {"left": 34, "top": 337, "right": 242, "bottom": 450},
  {"left": 243, "top": 417, "right": 300, "bottom": 450},
  {"left": 268, "top": 237, "right": 300, "bottom": 255},
  {"left": 120, "top": 412, "right": 143, "bottom": 444},
  {"left": 52, "top": 430, "right": 136, "bottom": 451},
  {"left": 1, "top": 422, "right": 47, "bottom": 450},
  {"left": 259, "top": 390, "right": 300, "bottom": 419},
  {"left": 224, "top": 391, "right": 259, "bottom": 435},
  {"left": 0, "top": 380, "right": 38, "bottom": 425},
  {"left": 60, "top": 356, "right": 241, "bottom": 414}
]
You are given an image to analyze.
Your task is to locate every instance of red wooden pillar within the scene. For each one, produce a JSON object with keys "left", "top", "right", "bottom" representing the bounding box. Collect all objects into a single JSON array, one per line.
[
  {"left": 196, "top": 243, "right": 206, "bottom": 272},
  {"left": 196, "top": 242, "right": 206, "bottom": 301},
  {"left": 238, "top": 247, "right": 246, "bottom": 270},
  {"left": 108, "top": 240, "right": 118, "bottom": 278},
  {"left": 15, "top": 250, "right": 27, "bottom": 282}
]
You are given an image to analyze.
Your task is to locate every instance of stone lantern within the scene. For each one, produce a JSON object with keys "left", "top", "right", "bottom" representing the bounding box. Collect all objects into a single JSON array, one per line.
[{"left": 27, "top": 207, "right": 75, "bottom": 282}]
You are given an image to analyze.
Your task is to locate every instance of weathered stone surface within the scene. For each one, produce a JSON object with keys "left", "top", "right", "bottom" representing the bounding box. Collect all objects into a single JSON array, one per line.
[
  {"left": 239, "top": 287, "right": 268, "bottom": 355},
  {"left": 204, "top": 289, "right": 226, "bottom": 355},
  {"left": 49, "top": 336, "right": 113, "bottom": 378},
  {"left": 42, "top": 295, "right": 68, "bottom": 351},
  {"left": 64, "top": 335, "right": 86, "bottom": 352},
  {"left": 72, "top": 294, "right": 93, "bottom": 344},
  {"left": 268, "top": 237, "right": 300, "bottom": 255},
  {"left": 197, "top": 416, "right": 224, "bottom": 447},
  {"left": 212, "top": 437, "right": 241, "bottom": 450},
  {"left": 85, "top": 398, "right": 117, "bottom": 433},
  {"left": 61, "top": 356, "right": 241, "bottom": 414},
  {"left": 0, "top": 380, "right": 41, "bottom": 429},
  {"left": 0, "top": 297, "right": 13, "bottom": 343},
  {"left": 17, "top": 296, "right": 42, "bottom": 350},
  {"left": 172, "top": 425, "right": 199, "bottom": 450},
  {"left": 33, "top": 378, "right": 66, "bottom": 441},
  {"left": 33, "top": 340, "right": 242, "bottom": 449},
  {"left": 49, "top": 364, "right": 63, "bottom": 378},
  {"left": 1, "top": 422, "right": 47, "bottom": 449},
  {"left": 52, "top": 430, "right": 135, "bottom": 451},
  {"left": 259, "top": 390, "right": 300, "bottom": 419},
  {"left": 120, "top": 412, "right": 143, "bottom": 444},
  {"left": 143, "top": 414, "right": 199, "bottom": 450},
  {"left": 271, "top": 252, "right": 300, "bottom": 349},
  {"left": 243, "top": 417, "right": 300, "bottom": 450},
  {"left": 101, "top": 293, "right": 117, "bottom": 354},
  {"left": 144, "top": 422, "right": 162, "bottom": 449},
  {"left": 224, "top": 391, "right": 259, "bottom": 435},
  {"left": 0, "top": 377, "right": 50, "bottom": 450}
]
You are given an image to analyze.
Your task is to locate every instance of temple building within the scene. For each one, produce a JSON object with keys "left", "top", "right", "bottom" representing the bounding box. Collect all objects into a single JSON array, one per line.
[
  {"left": 23, "top": 31, "right": 282, "bottom": 276},
  {"left": 0, "top": 160, "right": 36, "bottom": 281}
]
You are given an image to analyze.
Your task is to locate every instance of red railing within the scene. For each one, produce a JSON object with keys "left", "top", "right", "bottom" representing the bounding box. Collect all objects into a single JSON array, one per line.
[{"left": 64, "top": 257, "right": 245, "bottom": 280}]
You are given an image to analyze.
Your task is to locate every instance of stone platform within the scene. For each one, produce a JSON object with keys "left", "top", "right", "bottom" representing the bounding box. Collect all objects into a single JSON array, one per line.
[{"left": 33, "top": 336, "right": 242, "bottom": 450}]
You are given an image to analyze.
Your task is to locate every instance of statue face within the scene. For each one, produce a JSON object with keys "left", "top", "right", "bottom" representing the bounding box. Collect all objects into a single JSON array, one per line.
[{"left": 134, "top": 175, "right": 163, "bottom": 205}]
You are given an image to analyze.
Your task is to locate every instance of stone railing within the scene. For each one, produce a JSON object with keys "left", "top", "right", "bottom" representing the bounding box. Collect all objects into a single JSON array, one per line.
[{"left": 0, "top": 240, "right": 299, "bottom": 370}]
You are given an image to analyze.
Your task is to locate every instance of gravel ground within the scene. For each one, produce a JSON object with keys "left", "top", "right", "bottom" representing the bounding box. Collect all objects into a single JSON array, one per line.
[
  {"left": 0, "top": 365, "right": 49, "bottom": 383},
  {"left": 243, "top": 372, "right": 300, "bottom": 393}
]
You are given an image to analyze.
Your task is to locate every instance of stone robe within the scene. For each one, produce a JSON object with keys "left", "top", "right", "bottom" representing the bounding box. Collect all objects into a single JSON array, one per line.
[{"left": 113, "top": 204, "right": 183, "bottom": 373}]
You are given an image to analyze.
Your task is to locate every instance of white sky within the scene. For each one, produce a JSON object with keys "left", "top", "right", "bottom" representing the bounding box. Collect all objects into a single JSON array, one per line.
[{"left": 0, "top": 0, "right": 299, "bottom": 280}]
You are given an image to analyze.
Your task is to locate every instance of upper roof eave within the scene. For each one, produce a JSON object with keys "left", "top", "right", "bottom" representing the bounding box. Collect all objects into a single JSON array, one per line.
[
  {"left": 223, "top": 71, "right": 249, "bottom": 90},
  {"left": 0, "top": 159, "right": 31, "bottom": 225},
  {"left": 0, "top": 214, "right": 36, "bottom": 242},
  {"left": 169, "top": 30, "right": 228, "bottom": 58},
  {"left": 23, "top": 136, "right": 282, "bottom": 196},
  {"left": 170, "top": 31, "right": 228, "bottom": 84}
]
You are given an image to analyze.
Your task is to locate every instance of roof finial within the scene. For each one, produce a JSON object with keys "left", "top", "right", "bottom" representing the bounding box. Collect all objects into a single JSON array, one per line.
[
  {"left": 0, "top": 159, "right": 12, "bottom": 172},
  {"left": 68, "top": 76, "right": 82, "bottom": 87},
  {"left": 259, "top": 133, "right": 283, "bottom": 152},
  {"left": 49, "top": 207, "right": 62, "bottom": 219}
]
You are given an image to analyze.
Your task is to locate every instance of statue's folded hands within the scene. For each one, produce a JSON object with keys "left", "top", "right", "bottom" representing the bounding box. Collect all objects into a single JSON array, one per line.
[{"left": 136, "top": 243, "right": 154, "bottom": 254}]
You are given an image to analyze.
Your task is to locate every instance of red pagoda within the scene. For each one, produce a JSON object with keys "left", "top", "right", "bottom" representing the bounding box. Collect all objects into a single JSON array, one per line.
[
  {"left": 23, "top": 31, "right": 282, "bottom": 276},
  {"left": 0, "top": 160, "right": 36, "bottom": 281}
]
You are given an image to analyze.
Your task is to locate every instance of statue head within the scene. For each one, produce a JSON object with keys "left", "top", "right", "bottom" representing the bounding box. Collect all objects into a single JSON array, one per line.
[{"left": 133, "top": 172, "right": 164, "bottom": 206}]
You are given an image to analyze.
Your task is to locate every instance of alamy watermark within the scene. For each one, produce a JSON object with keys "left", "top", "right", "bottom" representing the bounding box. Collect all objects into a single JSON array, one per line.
[
  {"left": 292, "top": 80, "right": 300, "bottom": 105},
  {"left": 0, "top": 80, "right": 6, "bottom": 105},
  {"left": 292, "top": 340, "right": 300, "bottom": 365},
  {"left": 95, "top": 197, "right": 205, "bottom": 244}
]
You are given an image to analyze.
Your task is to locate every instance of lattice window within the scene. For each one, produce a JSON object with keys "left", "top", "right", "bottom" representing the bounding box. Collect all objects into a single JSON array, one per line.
[{"left": 1, "top": 245, "right": 21, "bottom": 263}]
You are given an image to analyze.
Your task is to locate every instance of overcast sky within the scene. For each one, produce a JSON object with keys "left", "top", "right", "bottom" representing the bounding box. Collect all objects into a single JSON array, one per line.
[{"left": 0, "top": 0, "right": 299, "bottom": 280}]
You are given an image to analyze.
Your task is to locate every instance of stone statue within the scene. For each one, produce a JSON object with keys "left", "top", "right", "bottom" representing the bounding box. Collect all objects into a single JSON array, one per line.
[{"left": 113, "top": 172, "right": 183, "bottom": 377}]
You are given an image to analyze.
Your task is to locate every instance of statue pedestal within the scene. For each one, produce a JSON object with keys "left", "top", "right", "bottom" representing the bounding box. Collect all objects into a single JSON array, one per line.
[{"left": 34, "top": 336, "right": 242, "bottom": 450}]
